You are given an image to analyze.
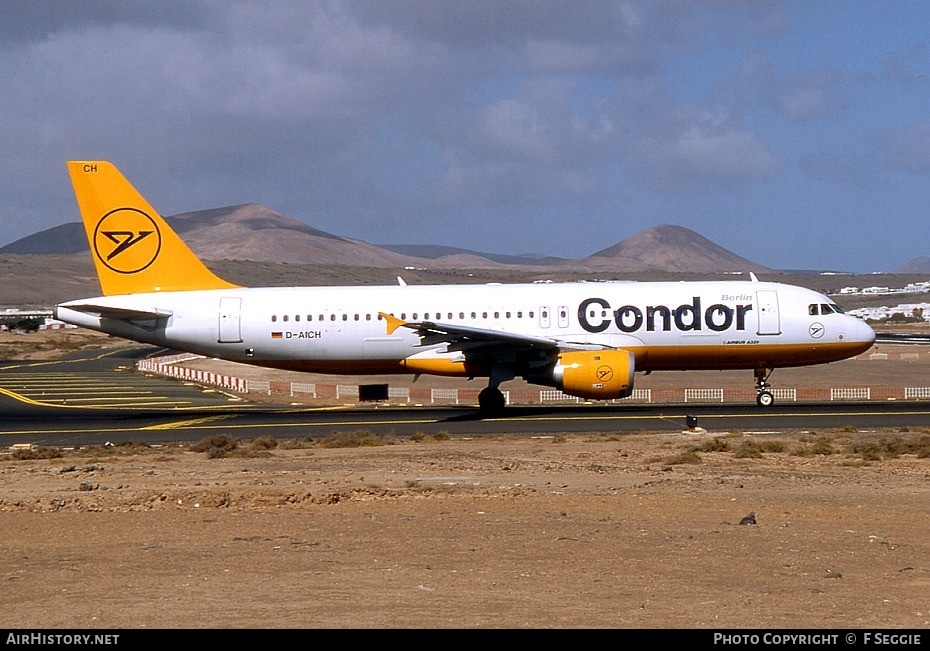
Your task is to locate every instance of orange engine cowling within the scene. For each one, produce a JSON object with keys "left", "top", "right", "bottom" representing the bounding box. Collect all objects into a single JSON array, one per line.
[{"left": 553, "top": 349, "right": 635, "bottom": 400}]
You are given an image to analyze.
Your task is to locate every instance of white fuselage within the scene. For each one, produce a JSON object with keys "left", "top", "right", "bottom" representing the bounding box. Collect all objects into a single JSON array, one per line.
[{"left": 55, "top": 279, "right": 876, "bottom": 379}]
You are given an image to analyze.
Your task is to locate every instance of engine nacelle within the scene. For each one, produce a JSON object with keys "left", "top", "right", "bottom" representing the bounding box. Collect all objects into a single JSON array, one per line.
[{"left": 553, "top": 349, "right": 635, "bottom": 400}]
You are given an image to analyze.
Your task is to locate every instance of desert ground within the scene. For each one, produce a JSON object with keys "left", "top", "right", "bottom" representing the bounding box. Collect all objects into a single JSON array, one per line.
[{"left": 0, "top": 328, "right": 929, "bottom": 629}]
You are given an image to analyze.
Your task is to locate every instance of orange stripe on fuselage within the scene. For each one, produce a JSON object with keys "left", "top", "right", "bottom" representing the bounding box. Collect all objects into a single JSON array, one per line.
[
  {"left": 249, "top": 358, "right": 491, "bottom": 377},
  {"left": 245, "top": 340, "right": 870, "bottom": 378},
  {"left": 633, "top": 340, "right": 874, "bottom": 371}
]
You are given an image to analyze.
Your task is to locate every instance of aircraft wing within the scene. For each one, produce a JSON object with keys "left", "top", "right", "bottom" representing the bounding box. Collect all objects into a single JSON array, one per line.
[{"left": 379, "top": 312, "right": 606, "bottom": 355}]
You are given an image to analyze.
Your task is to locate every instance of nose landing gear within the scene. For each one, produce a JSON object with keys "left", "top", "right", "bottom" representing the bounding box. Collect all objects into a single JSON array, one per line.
[{"left": 755, "top": 368, "right": 775, "bottom": 407}]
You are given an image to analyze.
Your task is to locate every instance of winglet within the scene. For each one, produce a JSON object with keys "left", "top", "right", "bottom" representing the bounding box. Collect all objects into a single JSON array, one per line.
[
  {"left": 379, "top": 311, "right": 406, "bottom": 335},
  {"left": 67, "top": 161, "right": 240, "bottom": 295}
]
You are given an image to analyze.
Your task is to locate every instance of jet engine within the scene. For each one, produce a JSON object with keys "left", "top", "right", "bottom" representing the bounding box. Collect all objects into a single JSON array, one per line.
[{"left": 551, "top": 349, "right": 635, "bottom": 400}]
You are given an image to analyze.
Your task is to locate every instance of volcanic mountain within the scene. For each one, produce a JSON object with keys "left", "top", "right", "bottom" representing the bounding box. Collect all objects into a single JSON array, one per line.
[
  {"left": 582, "top": 224, "right": 772, "bottom": 273},
  {"left": 1, "top": 204, "right": 415, "bottom": 267},
  {"left": 1, "top": 206, "right": 772, "bottom": 273},
  {"left": 893, "top": 257, "right": 930, "bottom": 274}
]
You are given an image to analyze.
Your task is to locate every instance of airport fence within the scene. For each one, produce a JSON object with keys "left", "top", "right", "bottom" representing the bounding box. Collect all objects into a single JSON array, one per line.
[{"left": 134, "top": 354, "right": 930, "bottom": 407}]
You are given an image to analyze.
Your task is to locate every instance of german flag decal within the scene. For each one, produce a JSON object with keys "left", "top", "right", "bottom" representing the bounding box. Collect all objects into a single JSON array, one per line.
[{"left": 271, "top": 332, "right": 283, "bottom": 339}]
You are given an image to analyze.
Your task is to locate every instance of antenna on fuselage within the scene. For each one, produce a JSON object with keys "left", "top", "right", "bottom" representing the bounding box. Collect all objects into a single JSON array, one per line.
[
  {"left": 749, "top": 272, "right": 759, "bottom": 283},
  {"left": 397, "top": 276, "right": 407, "bottom": 286}
]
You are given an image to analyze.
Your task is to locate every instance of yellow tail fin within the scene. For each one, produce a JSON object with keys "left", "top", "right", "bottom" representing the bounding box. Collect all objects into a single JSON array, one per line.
[{"left": 67, "top": 161, "right": 239, "bottom": 295}]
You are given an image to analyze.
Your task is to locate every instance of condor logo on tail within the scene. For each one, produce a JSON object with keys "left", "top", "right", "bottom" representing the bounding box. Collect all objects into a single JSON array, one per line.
[{"left": 93, "top": 208, "right": 162, "bottom": 274}]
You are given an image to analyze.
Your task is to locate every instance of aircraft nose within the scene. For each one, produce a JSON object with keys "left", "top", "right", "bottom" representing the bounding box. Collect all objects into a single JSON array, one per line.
[
  {"left": 860, "top": 318, "right": 876, "bottom": 344},
  {"left": 847, "top": 316, "right": 876, "bottom": 349}
]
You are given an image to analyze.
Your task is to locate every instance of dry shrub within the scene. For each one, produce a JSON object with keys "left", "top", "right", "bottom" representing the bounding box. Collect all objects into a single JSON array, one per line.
[
  {"left": 664, "top": 450, "right": 701, "bottom": 465},
  {"left": 10, "top": 446, "right": 63, "bottom": 460},
  {"left": 691, "top": 438, "right": 731, "bottom": 453},
  {"left": 317, "top": 430, "right": 389, "bottom": 448},
  {"left": 250, "top": 436, "right": 278, "bottom": 450},
  {"left": 733, "top": 442, "right": 763, "bottom": 458},
  {"left": 191, "top": 434, "right": 239, "bottom": 458}
]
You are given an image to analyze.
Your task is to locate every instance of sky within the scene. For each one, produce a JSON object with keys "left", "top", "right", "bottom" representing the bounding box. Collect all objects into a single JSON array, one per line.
[{"left": 1, "top": 1, "right": 929, "bottom": 273}]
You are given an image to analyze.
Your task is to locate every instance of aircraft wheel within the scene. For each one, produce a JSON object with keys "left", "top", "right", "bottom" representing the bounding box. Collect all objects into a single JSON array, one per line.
[
  {"left": 756, "top": 391, "right": 774, "bottom": 407},
  {"left": 478, "top": 387, "right": 506, "bottom": 416}
]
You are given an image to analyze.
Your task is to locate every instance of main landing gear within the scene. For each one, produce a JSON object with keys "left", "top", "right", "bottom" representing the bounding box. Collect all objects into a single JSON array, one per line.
[
  {"left": 755, "top": 368, "right": 775, "bottom": 407},
  {"left": 478, "top": 366, "right": 513, "bottom": 417},
  {"left": 478, "top": 386, "right": 507, "bottom": 416}
]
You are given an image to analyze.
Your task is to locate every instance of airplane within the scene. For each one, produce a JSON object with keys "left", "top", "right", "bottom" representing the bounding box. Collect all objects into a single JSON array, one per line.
[{"left": 54, "top": 161, "right": 876, "bottom": 415}]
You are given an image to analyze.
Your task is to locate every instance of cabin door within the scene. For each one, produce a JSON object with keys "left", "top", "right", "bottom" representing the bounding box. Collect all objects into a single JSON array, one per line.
[
  {"left": 755, "top": 290, "right": 781, "bottom": 336},
  {"left": 218, "top": 297, "right": 243, "bottom": 343}
]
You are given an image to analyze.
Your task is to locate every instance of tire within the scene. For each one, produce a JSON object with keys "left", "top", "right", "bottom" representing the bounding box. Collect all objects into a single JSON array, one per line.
[
  {"left": 478, "top": 387, "right": 506, "bottom": 416},
  {"left": 756, "top": 391, "right": 774, "bottom": 407}
]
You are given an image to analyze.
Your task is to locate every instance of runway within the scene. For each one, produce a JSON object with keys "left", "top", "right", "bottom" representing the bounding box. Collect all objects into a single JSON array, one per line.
[{"left": 2, "top": 346, "right": 930, "bottom": 448}]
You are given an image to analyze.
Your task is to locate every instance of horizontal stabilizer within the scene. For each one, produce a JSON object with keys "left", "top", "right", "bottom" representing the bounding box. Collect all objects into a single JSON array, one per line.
[{"left": 57, "top": 302, "right": 172, "bottom": 321}]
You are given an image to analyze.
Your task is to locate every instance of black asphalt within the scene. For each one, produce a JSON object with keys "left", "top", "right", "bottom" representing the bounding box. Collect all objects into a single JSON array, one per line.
[{"left": 3, "top": 344, "right": 930, "bottom": 448}]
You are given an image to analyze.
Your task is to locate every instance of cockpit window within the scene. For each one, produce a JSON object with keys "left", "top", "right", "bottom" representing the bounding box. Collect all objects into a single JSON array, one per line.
[{"left": 815, "top": 303, "right": 845, "bottom": 315}]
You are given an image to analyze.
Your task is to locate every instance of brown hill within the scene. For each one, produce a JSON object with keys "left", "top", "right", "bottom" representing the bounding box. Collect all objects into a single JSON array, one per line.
[
  {"left": 583, "top": 224, "right": 773, "bottom": 273},
  {"left": 0, "top": 205, "right": 420, "bottom": 267},
  {"left": 893, "top": 256, "right": 930, "bottom": 274},
  {"left": 0, "top": 207, "right": 772, "bottom": 277},
  {"left": 168, "top": 204, "right": 416, "bottom": 267}
]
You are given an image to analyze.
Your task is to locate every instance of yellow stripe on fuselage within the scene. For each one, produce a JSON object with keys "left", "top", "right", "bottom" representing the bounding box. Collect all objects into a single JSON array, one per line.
[{"left": 231, "top": 339, "right": 871, "bottom": 379}]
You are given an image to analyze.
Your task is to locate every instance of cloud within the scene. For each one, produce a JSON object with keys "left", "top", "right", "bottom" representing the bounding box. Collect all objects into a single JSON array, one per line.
[
  {"left": 875, "top": 120, "right": 930, "bottom": 174},
  {"left": 633, "top": 125, "right": 778, "bottom": 190},
  {"left": 0, "top": 2, "right": 927, "bottom": 271}
]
